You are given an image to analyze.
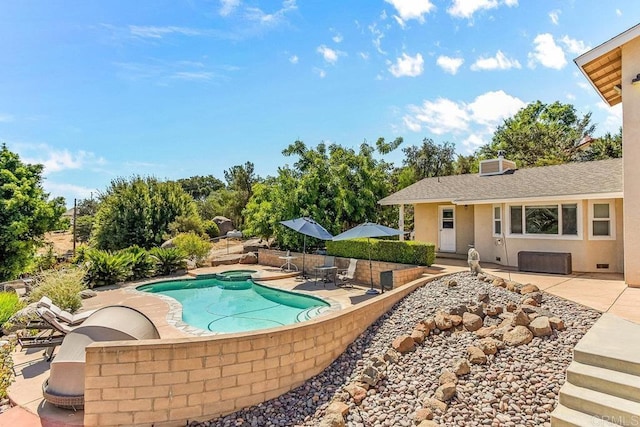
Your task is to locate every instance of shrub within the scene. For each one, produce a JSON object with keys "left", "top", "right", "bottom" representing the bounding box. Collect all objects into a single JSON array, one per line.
[
  {"left": 326, "top": 238, "right": 435, "bottom": 266},
  {"left": 150, "top": 247, "right": 187, "bottom": 275},
  {"left": 203, "top": 220, "right": 219, "bottom": 238},
  {"left": 173, "top": 232, "right": 211, "bottom": 267},
  {"left": 119, "top": 246, "right": 155, "bottom": 280},
  {"left": 28, "top": 268, "right": 86, "bottom": 313},
  {"left": 0, "top": 292, "right": 24, "bottom": 326},
  {"left": 0, "top": 339, "right": 16, "bottom": 400},
  {"left": 74, "top": 215, "right": 94, "bottom": 243},
  {"left": 84, "top": 249, "right": 129, "bottom": 287},
  {"left": 33, "top": 244, "right": 58, "bottom": 272}
]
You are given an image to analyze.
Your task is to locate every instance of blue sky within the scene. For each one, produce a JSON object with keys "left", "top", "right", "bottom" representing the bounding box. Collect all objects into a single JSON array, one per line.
[{"left": 1, "top": 1, "right": 639, "bottom": 207}]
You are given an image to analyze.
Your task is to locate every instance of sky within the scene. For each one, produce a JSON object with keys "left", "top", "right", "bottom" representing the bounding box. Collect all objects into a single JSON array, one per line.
[{"left": 1, "top": 1, "right": 639, "bottom": 207}]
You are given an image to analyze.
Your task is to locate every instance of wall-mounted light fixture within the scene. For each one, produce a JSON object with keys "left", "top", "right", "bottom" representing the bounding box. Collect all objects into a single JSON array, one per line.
[
  {"left": 613, "top": 84, "right": 622, "bottom": 94},
  {"left": 632, "top": 73, "right": 640, "bottom": 85}
]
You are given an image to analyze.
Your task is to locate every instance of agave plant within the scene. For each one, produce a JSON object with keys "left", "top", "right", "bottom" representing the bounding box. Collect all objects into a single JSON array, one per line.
[
  {"left": 150, "top": 247, "right": 187, "bottom": 276},
  {"left": 119, "top": 246, "right": 155, "bottom": 280},
  {"left": 84, "top": 249, "right": 129, "bottom": 288}
]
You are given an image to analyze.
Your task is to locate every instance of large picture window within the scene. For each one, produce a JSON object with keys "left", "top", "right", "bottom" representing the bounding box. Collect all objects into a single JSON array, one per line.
[{"left": 509, "top": 203, "right": 579, "bottom": 238}]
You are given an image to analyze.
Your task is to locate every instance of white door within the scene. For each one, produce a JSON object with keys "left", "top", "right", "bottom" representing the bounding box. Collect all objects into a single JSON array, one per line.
[{"left": 439, "top": 206, "right": 456, "bottom": 252}]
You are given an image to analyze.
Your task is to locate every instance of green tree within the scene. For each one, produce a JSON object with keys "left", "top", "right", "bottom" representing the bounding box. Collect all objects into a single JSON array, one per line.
[
  {"left": 401, "top": 138, "right": 456, "bottom": 180},
  {"left": 74, "top": 215, "right": 94, "bottom": 243},
  {"left": 92, "top": 176, "right": 199, "bottom": 250},
  {"left": 478, "top": 101, "right": 596, "bottom": 167},
  {"left": 574, "top": 129, "right": 622, "bottom": 161},
  {"left": 0, "top": 145, "right": 65, "bottom": 280},
  {"left": 176, "top": 175, "right": 225, "bottom": 201},
  {"left": 223, "top": 162, "right": 261, "bottom": 228},
  {"left": 196, "top": 188, "right": 237, "bottom": 221},
  {"left": 76, "top": 198, "right": 99, "bottom": 216},
  {"left": 453, "top": 154, "right": 479, "bottom": 174}
]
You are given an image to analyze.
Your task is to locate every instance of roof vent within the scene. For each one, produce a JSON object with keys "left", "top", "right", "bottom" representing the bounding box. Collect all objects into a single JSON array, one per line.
[{"left": 479, "top": 155, "right": 516, "bottom": 176}]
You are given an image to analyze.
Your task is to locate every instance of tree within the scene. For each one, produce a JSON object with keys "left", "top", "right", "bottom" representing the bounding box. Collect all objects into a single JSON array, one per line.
[
  {"left": 0, "top": 144, "right": 65, "bottom": 280},
  {"left": 402, "top": 139, "right": 456, "bottom": 181},
  {"left": 76, "top": 198, "right": 99, "bottom": 216},
  {"left": 574, "top": 129, "right": 622, "bottom": 161},
  {"left": 176, "top": 175, "right": 225, "bottom": 201},
  {"left": 223, "top": 162, "right": 261, "bottom": 228},
  {"left": 92, "top": 176, "right": 199, "bottom": 251},
  {"left": 478, "top": 101, "right": 595, "bottom": 167}
]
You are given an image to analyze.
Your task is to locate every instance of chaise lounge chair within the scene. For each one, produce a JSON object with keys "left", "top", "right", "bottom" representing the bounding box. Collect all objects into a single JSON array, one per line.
[
  {"left": 337, "top": 258, "right": 358, "bottom": 288},
  {"left": 42, "top": 305, "right": 160, "bottom": 410},
  {"left": 18, "top": 307, "right": 77, "bottom": 360},
  {"left": 37, "top": 296, "right": 97, "bottom": 326}
]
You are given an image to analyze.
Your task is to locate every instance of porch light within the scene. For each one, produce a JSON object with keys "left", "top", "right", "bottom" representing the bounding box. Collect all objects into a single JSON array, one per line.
[{"left": 632, "top": 73, "right": 640, "bottom": 85}]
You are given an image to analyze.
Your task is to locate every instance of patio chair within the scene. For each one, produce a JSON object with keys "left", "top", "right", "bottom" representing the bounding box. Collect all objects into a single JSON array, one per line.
[
  {"left": 314, "top": 256, "right": 336, "bottom": 284},
  {"left": 337, "top": 258, "right": 358, "bottom": 288},
  {"left": 37, "top": 296, "right": 96, "bottom": 326},
  {"left": 18, "top": 307, "right": 75, "bottom": 361},
  {"left": 42, "top": 305, "right": 160, "bottom": 410}
]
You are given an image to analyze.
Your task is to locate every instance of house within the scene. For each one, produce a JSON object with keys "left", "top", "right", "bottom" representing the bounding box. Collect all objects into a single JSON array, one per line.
[
  {"left": 378, "top": 157, "right": 623, "bottom": 274},
  {"left": 575, "top": 22, "right": 640, "bottom": 286},
  {"left": 381, "top": 23, "right": 640, "bottom": 287}
]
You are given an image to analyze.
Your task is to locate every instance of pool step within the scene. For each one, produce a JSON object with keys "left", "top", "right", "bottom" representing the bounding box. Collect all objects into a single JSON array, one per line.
[{"left": 296, "top": 306, "right": 331, "bottom": 322}]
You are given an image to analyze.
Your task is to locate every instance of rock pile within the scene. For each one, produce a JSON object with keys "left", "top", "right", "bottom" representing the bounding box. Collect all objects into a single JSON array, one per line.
[{"left": 192, "top": 272, "right": 600, "bottom": 427}]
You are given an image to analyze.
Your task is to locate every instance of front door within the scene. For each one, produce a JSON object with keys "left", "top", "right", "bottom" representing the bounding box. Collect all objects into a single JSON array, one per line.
[{"left": 439, "top": 206, "right": 456, "bottom": 252}]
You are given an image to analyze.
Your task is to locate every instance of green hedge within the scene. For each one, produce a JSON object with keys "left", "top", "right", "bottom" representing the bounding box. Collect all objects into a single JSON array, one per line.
[{"left": 326, "top": 238, "right": 435, "bottom": 266}]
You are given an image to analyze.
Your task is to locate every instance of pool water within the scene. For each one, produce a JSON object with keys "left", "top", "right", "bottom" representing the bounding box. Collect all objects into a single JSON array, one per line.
[{"left": 137, "top": 278, "right": 330, "bottom": 333}]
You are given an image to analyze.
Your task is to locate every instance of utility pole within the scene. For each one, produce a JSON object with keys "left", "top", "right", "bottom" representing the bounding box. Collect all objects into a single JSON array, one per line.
[{"left": 72, "top": 198, "right": 77, "bottom": 257}]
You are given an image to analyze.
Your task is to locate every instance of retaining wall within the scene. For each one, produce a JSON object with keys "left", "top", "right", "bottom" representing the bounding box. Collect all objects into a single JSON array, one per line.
[
  {"left": 257, "top": 249, "right": 426, "bottom": 289},
  {"left": 83, "top": 274, "right": 435, "bottom": 426}
]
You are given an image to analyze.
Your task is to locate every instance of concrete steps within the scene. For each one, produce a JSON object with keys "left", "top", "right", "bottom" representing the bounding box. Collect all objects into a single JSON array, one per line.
[{"left": 551, "top": 314, "right": 640, "bottom": 426}]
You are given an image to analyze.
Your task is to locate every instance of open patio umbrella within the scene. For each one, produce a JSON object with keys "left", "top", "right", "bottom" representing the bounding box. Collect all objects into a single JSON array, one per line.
[
  {"left": 332, "top": 222, "right": 405, "bottom": 294},
  {"left": 280, "top": 217, "right": 333, "bottom": 278}
]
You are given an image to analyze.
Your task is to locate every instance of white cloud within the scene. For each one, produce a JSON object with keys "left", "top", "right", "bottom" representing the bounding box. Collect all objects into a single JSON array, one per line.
[
  {"left": 389, "top": 53, "right": 424, "bottom": 77},
  {"left": 436, "top": 55, "right": 464, "bottom": 75},
  {"left": 129, "top": 25, "right": 207, "bottom": 39},
  {"left": 616, "top": 9, "right": 622, "bottom": 16},
  {"left": 448, "top": 0, "right": 517, "bottom": 19},
  {"left": 314, "top": 68, "right": 327, "bottom": 78},
  {"left": 359, "top": 52, "right": 369, "bottom": 60},
  {"left": 597, "top": 102, "right": 623, "bottom": 133},
  {"left": 219, "top": 0, "right": 240, "bottom": 16},
  {"left": 471, "top": 50, "right": 521, "bottom": 71},
  {"left": 468, "top": 90, "right": 526, "bottom": 127},
  {"left": 289, "top": 55, "right": 299, "bottom": 64},
  {"left": 369, "top": 23, "right": 387, "bottom": 55},
  {"left": 171, "top": 71, "right": 214, "bottom": 81},
  {"left": 14, "top": 144, "right": 106, "bottom": 175},
  {"left": 43, "top": 182, "right": 96, "bottom": 201},
  {"left": 0, "top": 113, "right": 15, "bottom": 122},
  {"left": 332, "top": 33, "right": 343, "bottom": 43},
  {"left": 402, "top": 91, "right": 526, "bottom": 139},
  {"left": 385, "top": 0, "right": 435, "bottom": 24},
  {"left": 549, "top": 9, "right": 560, "bottom": 25},
  {"left": 245, "top": 0, "right": 297, "bottom": 25},
  {"left": 528, "top": 33, "right": 567, "bottom": 70},
  {"left": 560, "top": 35, "right": 591, "bottom": 55},
  {"left": 566, "top": 93, "right": 576, "bottom": 100},
  {"left": 317, "top": 45, "right": 345, "bottom": 64},
  {"left": 462, "top": 134, "right": 486, "bottom": 150}
]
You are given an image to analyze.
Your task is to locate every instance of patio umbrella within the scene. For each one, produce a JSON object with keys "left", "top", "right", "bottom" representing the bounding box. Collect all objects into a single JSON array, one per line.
[
  {"left": 332, "top": 222, "right": 405, "bottom": 294},
  {"left": 280, "top": 217, "right": 333, "bottom": 278}
]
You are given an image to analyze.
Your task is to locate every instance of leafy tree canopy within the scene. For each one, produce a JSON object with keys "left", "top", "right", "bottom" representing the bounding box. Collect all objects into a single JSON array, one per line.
[
  {"left": 91, "top": 176, "right": 199, "bottom": 250},
  {"left": 0, "top": 144, "right": 65, "bottom": 280},
  {"left": 223, "top": 162, "right": 261, "bottom": 228},
  {"left": 176, "top": 175, "right": 225, "bottom": 201}
]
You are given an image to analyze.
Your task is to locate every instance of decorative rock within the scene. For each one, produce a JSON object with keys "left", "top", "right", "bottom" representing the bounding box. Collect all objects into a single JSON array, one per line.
[
  {"left": 414, "top": 407, "right": 434, "bottom": 422},
  {"left": 511, "top": 309, "right": 531, "bottom": 327},
  {"left": 423, "top": 317, "right": 436, "bottom": 332},
  {"left": 446, "top": 304, "right": 467, "bottom": 316},
  {"left": 417, "top": 421, "right": 440, "bottom": 427},
  {"left": 477, "top": 273, "right": 486, "bottom": 281},
  {"left": 326, "top": 401, "right": 349, "bottom": 417},
  {"left": 451, "top": 358, "right": 471, "bottom": 376},
  {"left": 383, "top": 348, "right": 400, "bottom": 364},
  {"left": 503, "top": 325, "right": 534, "bottom": 346},
  {"left": 369, "top": 355, "right": 386, "bottom": 370},
  {"left": 345, "top": 383, "right": 368, "bottom": 405},
  {"left": 439, "top": 369, "right": 457, "bottom": 385},
  {"left": 434, "top": 382, "right": 457, "bottom": 401},
  {"left": 477, "top": 292, "right": 490, "bottom": 303},
  {"left": 506, "top": 302, "right": 517, "bottom": 312},
  {"left": 528, "top": 291, "right": 544, "bottom": 304},
  {"left": 434, "top": 312, "right": 453, "bottom": 330},
  {"left": 520, "top": 304, "right": 539, "bottom": 314},
  {"left": 462, "top": 312, "right": 483, "bottom": 332},
  {"left": 467, "top": 346, "right": 487, "bottom": 364},
  {"left": 446, "top": 279, "right": 457, "bottom": 287},
  {"left": 318, "top": 412, "right": 345, "bottom": 427},
  {"left": 484, "top": 305, "right": 503, "bottom": 316},
  {"left": 520, "top": 283, "right": 540, "bottom": 294},
  {"left": 492, "top": 278, "right": 506, "bottom": 288},
  {"left": 475, "top": 325, "right": 497, "bottom": 338},
  {"left": 477, "top": 337, "right": 499, "bottom": 355},
  {"left": 239, "top": 252, "right": 258, "bottom": 264},
  {"left": 80, "top": 289, "right": 98, "bottom": 299},
  {"left": 392, "top": 335, "right": 415, "bottom": 353},
  {"left": 528, "top": 316, "right": 553, "bottom": 337},
  {"left": 414, "top": 320, "right": 433, "bottom": 335},
  {"left": 360, "top": 365, "right": 382, "bottom": 386},
  {"left": 411, "top": 329, "right": 426, "bottom": 344},
  {"left": 449, "top": 314, "right": 462, "bottom": 326},
  {"left": 549, "top": 316, "right": 566, "bottom": 331},
  {"left": 422, "top": 397, "right": 448, "bottom": 414},
  {"left": 521, "top": 297, "right": 538, "bottom": 307},
  {"left": 466, "top": 304, "right": 485, "bottom": 318},
  {"left": 506, "top": 282, "right": 517, "bottom": 292}
]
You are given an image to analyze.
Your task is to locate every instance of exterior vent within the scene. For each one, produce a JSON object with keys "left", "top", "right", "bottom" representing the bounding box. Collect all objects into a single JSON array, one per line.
[{"left": 479, "top": 157, "right": 517, "bottom": 176}]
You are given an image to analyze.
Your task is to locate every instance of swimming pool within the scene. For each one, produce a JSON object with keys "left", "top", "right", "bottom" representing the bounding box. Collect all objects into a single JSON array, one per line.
[{"left": 137, "top": 278, "right": 330, "bottom": 333}]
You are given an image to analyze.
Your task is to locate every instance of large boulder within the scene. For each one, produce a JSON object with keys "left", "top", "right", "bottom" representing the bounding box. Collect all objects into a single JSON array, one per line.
[
  {"left": 213, "top": 216, "right": 234, "bottom": 236},
  {"left": 239, "top": 252, "right": 258, "bottom": 264},
  {"left": 503, "top": 325, "right": 533, "bottom": 346},
  {"left": 243, "top": 238, "right": 270, "bottom": 253}
]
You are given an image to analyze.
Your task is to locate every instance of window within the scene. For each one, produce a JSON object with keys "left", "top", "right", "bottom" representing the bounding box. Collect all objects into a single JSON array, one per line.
[
  {"left": 509, "top": 203, "right": 579, "bottom": 238},
  {"left": 589, "top": 200, "right": 615, "bottom": 239},
  {"left": 493, "top": 205, "right": 502, "bottom": 236}
]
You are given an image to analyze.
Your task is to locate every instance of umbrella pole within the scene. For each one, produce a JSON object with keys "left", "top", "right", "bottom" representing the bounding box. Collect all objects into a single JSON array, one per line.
[
  {"left": 302, "top": 236, "right": 307, "bottom": 279},
  {"left": 366, "top": 237, "right": 379, "bottom": 295}
]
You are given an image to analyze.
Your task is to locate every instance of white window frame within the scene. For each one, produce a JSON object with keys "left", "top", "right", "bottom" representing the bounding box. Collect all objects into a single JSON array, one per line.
[
  {"left": 492, "top": 204, "right": 502, "bottom": 237},
  {"left": 588, "top": 200, "right": 616, "bottom": 240},
  {"left": 506, "top": 201, "right": 582, "bottom": 240}
]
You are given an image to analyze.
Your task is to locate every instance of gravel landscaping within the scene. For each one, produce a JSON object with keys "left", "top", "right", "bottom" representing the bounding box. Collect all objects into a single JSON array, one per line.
[{"left": 191, "top": 272, "right": 601, "bottom": 427}]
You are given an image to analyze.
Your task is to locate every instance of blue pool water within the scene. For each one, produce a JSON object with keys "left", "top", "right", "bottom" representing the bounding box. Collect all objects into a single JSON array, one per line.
[{"left": 137, "top": 278, "right": 330, "bottom": 333}]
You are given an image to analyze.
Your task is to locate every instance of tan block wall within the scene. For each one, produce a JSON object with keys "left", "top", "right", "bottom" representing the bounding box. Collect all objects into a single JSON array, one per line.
[
  {"left": 258, "top": 250, "right": 425, "bottom": 289},
  {"left": 83, "top": 275, "right": 435, "bottom": 426},
  {"left": 622, "top": 37, "right": 640, "bottom": 286}
]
